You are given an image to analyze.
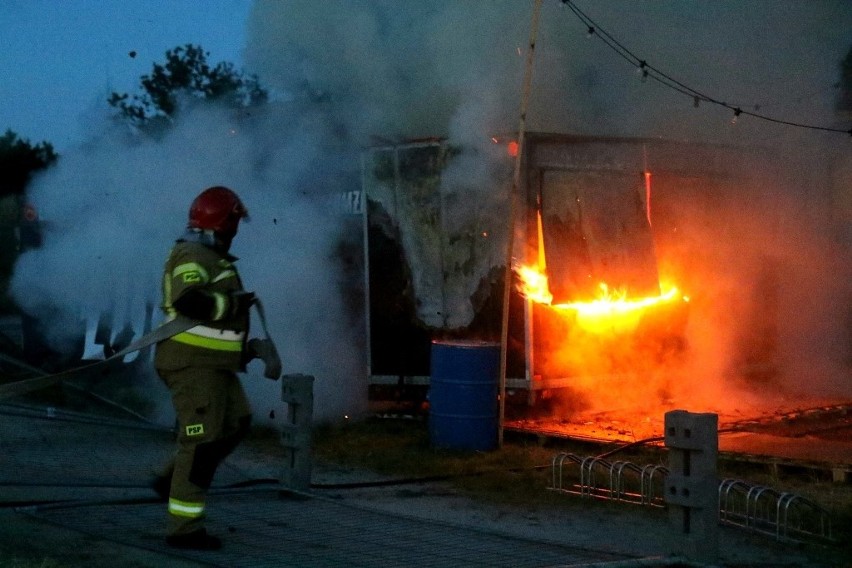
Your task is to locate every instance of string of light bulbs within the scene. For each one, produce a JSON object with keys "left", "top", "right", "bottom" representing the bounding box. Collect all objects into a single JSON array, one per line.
[{"left": 560, "top": 0, "right": 852, "bottom": 136}]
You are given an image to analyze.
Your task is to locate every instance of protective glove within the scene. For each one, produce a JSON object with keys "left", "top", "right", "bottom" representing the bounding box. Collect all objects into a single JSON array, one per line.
[
  {"left": 248, "top": 337, "right": 282, "bottom": 380},
  {"left": 230, "top": 291, "right": 256, "bottom": 318}
]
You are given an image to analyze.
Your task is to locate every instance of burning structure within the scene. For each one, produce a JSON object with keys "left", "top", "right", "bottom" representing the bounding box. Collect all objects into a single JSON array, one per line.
[
  {"left": 361, "top": 131, "right": 850, "bottom": 453},
  {"left": 512, "top": 134, "right": 782, "bottom": 415}
]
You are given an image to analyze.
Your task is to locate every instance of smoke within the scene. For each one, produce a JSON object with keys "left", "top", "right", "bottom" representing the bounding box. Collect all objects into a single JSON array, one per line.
[
  {"left": 661, "top": 160, "right": 852, "bottom": 411},
  {"left": 12, "top": 101, "right": 366, "bottom": 425},
  {"left": 9, "top": 1, "right": 852, "bottom": 429},
  {"left": 242, "top": 0, "right": 850, "bottom": 413},
  {"left": 242, "top": 0, "right": 851, "bottom": 149},
  {"left": 243, "top": 1, "right": 532, "bottom": 142}
]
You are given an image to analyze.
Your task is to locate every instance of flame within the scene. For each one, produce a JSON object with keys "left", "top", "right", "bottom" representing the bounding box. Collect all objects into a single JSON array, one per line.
[
  {"left": 516, "top": 207, "right": 684, "bottom": 333},
  {"left": 516, "top": 264, "right": 684, "bottom": 334},
  {"left": 516, "top": 264, "right": 553, "bottom": 304},
  {"left": 513, "top": 210, "right": 692, "bottom": 428},
  {"left": 559, "top": 282, "right": 682, "bottom": 334}
]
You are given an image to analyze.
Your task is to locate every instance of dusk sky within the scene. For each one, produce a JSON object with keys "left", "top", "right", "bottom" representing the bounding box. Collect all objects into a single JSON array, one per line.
[
  {"left": 2, "top": 1, "right": 851, "bottom": 151},
  {"left": 1, "top": 0, "right": 251, "bottom": 151}
]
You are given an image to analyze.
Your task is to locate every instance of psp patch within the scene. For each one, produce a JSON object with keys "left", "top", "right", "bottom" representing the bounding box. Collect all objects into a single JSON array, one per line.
[{"left": 186, "top": 424, "right": 205, "bottom": 436}]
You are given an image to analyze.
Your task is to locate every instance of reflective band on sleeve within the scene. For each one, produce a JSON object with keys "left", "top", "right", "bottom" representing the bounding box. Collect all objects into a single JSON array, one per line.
[
  {"left": 173, "top": 262, "right": 209, "bottom": 284},
  {"left": 168, "top": 498, "right": 205, "bottom": 518},
  {"left": 172, "top": 325, "right": 245, "bottom": 352},
  {"left": 212, "top": 270, "right": 236, "bottom": 283},
  {"left": 212, "top": 292, "right": 227, "bottom": 320}
]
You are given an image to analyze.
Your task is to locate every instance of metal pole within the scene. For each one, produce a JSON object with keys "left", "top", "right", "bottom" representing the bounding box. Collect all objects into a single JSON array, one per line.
[
  {"left": 499, "top": 0, "right": 543, "bottom": 447},
  {"left": 360, "top": 152, "right": 373, "bottom": 377}
]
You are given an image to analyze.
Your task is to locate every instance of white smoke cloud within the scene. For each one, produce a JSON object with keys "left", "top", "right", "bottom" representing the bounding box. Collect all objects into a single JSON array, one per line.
[
  {"left": 9, "top": 0, "right": 852, "bottom": 429},
  {"left": 243, "top": 0, "right": 851, "bottom": 403},
  {"left": 12, "top": 100, "right": 366, "bottom": 425}
]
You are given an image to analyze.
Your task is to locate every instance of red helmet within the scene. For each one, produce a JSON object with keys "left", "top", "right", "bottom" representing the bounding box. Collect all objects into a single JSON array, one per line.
[{"left": 188, "top": 186, "right": 248, "bottom": 235}]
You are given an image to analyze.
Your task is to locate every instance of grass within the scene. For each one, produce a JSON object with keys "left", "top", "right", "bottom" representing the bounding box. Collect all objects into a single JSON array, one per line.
[{"left": 312, "top": 416, "right": 563, "bottom": 508}]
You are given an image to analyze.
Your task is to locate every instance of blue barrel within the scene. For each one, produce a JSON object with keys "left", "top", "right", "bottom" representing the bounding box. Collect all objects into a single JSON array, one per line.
[{"left": 429, "top": 340, "right": 500, "bottom": 451}]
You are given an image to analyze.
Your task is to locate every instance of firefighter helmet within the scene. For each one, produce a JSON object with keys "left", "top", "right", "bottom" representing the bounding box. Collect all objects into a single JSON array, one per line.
[{"left": 188, "top": 186, "right": 248, "bottom": 235}]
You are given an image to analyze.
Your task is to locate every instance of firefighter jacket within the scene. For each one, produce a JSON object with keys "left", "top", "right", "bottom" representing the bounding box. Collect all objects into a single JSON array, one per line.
[{"left": 154, "top": 235, "right": 250, "bottom": 372}]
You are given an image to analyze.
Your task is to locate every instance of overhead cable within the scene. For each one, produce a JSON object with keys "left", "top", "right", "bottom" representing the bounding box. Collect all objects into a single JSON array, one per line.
[{"left": 560, "top": 0, "right": 851, "bottom": 136}]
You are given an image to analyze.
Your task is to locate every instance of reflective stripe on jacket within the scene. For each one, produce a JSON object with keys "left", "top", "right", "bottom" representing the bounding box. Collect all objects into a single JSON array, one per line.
[
  {"left": 154, "top": 238, "right": 249, "bottom": 371},
  {"left": 171, "top": 322, "right": 246, "bottom": 352}
]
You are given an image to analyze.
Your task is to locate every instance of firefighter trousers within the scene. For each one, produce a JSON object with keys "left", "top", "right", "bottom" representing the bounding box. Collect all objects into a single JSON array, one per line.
[{"left": 157, "top": 366, "right": 252, "bottom": 536}]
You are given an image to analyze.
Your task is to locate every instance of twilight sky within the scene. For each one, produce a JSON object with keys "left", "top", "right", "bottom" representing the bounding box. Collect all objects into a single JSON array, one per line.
[
  {"left": 2, "top": 1, "right": 851, "bottom": 151},
  {"left": 0, "top": 0, "right": 251, "bottom": 151}
]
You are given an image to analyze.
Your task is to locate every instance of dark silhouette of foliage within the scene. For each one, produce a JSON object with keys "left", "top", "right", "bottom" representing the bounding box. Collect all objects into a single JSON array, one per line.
[
  {"left": 1, "top": 130, "right": 54, "bottom": 314},
  {"left": 108, "top": 44, "right": 267, "bottom": 128},
  {"left": 838, "top": 45, "right": 852, "bottom": 112},
  {"left": 0, "top": 130, "right": 57, "bottom": 197}
]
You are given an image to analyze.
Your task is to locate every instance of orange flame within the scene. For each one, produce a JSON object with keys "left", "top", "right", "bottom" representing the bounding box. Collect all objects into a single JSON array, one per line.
[
  {"left": 516, "top": 264, "right": 685, "bottom": 334},
  {"left": 517, "top": 207, "right": 685, "bottom": 333},
  {"left": 516, "top": 264, "right": 554, "bottom": 304}
]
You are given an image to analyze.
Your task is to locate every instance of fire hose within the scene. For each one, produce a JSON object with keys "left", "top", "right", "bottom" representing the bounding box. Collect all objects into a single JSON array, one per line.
[{"left": 0, "top": 297, "right": 281, "bottom": 400}]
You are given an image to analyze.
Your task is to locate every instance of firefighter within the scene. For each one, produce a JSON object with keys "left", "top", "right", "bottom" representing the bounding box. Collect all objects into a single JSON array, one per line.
[{"left": 153, "top": 185, "right": 256, "bottom": 550}]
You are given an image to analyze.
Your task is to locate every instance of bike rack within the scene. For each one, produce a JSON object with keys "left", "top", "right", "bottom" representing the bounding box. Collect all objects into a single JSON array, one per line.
[
  {"left": 551, "top": 454, "right": 834, "bottom": 545},
  {"left": 550, "top": 453, "right": 668, "bottom": 507}
]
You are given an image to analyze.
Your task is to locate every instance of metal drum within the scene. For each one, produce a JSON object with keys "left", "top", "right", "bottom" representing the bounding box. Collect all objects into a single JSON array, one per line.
[{"left": 428, "top": 340, "right": 500, "bottom": 451}]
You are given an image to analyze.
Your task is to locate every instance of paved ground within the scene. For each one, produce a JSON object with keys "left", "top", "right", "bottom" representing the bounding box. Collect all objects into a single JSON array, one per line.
[
  {"left": 23, "top": 490, "right": 633, "bottom": 568},
  {"left": 0, "top": 401, "right": 845, "bottom": 567}
]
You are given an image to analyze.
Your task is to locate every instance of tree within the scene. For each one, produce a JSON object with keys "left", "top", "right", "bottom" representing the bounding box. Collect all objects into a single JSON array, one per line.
[
  {"left": 1, "top": 130, "right": 54, "bottom": 316},
  {"left": 0, "top": 130, "right": 57, "bottom": 197},
  {"left": 108, "top": 44, "right": 268, "bottom": 129}
]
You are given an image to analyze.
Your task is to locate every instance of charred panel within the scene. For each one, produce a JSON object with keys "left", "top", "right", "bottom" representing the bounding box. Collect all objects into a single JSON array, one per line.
[{"left": 540, "top": 169, "right": 660, "bottom": 303}]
